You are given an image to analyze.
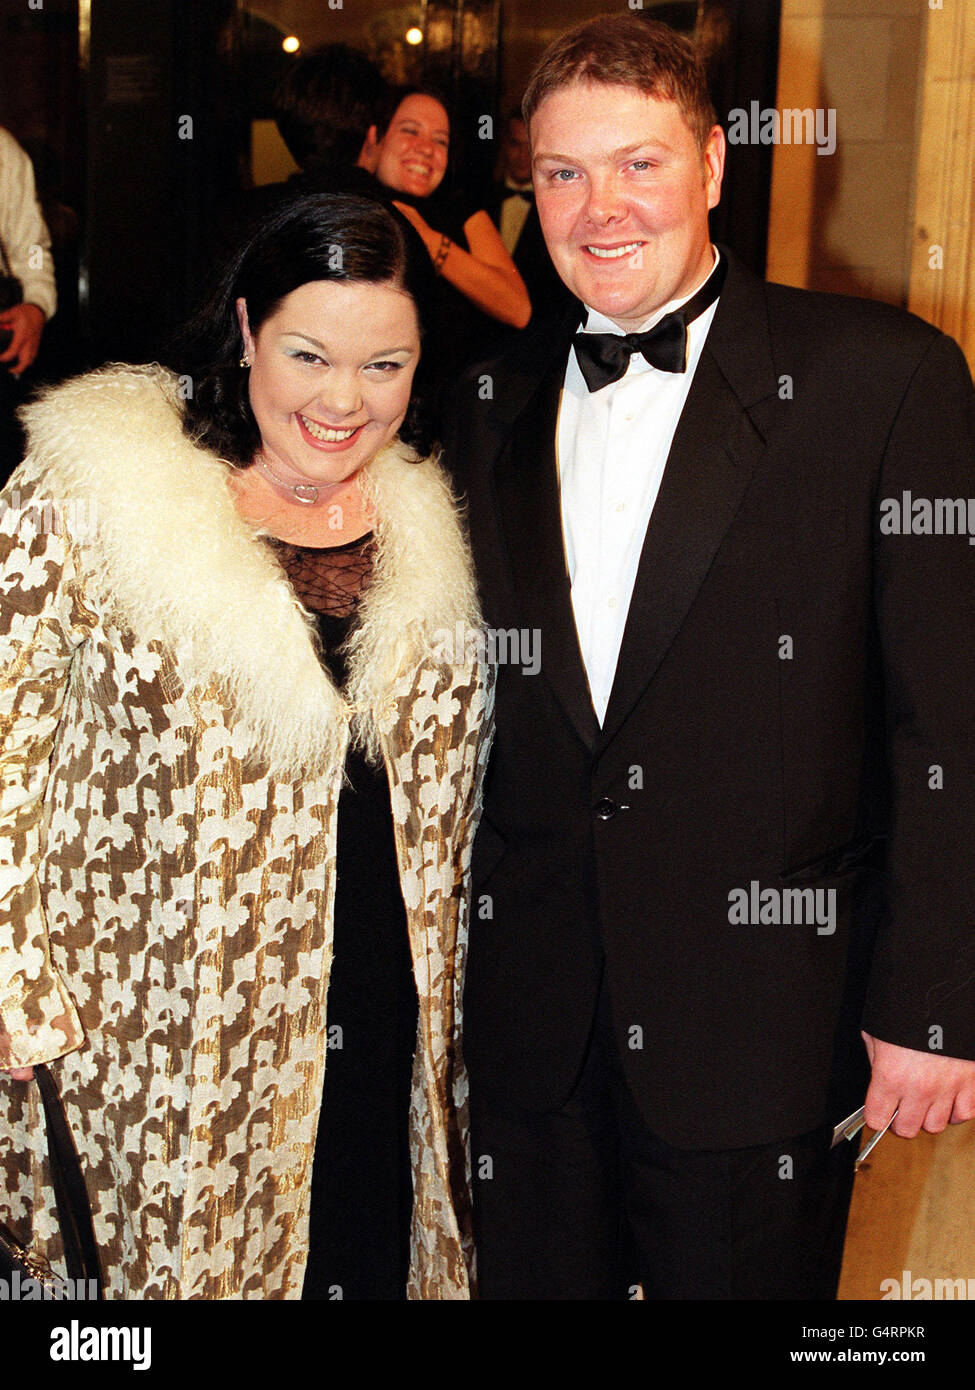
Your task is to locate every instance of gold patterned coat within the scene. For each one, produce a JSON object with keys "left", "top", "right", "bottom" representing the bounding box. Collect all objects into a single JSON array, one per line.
[{"left": 0, "top": 364, "right": 493, "bottom": 1299}]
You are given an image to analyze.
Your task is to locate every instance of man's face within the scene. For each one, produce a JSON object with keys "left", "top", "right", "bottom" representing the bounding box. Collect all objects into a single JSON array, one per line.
[{"left": 531, "top": 81, "right": 724, "bottom": 330}]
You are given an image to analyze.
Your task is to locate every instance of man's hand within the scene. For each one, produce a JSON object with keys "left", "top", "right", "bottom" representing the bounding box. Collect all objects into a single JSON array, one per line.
[
  {"left": 0, "top": 302, "right": 46, "bottom": 375},
  {"left": 862, "top": 1031, "right": 975, "bottom": 1136}
]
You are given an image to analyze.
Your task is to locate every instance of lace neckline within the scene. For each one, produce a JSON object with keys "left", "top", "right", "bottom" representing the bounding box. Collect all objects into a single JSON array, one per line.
[{"left": 268, "top": 531, "right": 376, "bottom": 617}]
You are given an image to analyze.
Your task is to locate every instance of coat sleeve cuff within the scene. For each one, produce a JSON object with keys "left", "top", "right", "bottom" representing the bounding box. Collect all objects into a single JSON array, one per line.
[
  {"left": 862, "top": 957, "right": 975, "bottom": 1061},
  {"left": 0, "top": 973, "right": 85, "bottom": 1068}
]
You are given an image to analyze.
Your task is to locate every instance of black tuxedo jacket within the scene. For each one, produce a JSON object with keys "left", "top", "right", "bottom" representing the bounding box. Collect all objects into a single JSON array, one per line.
[{"left": 443, "top": 249, "right": 975, "bottom": 1150}]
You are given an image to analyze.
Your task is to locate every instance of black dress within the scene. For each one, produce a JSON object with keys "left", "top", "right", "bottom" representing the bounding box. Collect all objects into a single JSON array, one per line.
[
  {"left": 270, "top": 532, "right": 418, "bottom": 1301},
  {"left": 386, "top": 186, "right": 499, "bottom": 385}
]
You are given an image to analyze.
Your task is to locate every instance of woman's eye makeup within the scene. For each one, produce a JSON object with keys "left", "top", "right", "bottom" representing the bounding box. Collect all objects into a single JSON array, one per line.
[{"left": 285, "top": 346, "right": 406, "bottom": 374}]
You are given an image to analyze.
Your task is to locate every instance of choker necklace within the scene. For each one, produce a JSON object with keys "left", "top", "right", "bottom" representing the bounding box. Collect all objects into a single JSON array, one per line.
[{"left": 255, "top": 456, "right": 320, "bottom": 505}]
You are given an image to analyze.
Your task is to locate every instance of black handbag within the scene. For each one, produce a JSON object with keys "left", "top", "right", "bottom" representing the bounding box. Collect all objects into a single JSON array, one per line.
[{"left": 0, "top": 1064, "right": 104, "bottom": 1298}]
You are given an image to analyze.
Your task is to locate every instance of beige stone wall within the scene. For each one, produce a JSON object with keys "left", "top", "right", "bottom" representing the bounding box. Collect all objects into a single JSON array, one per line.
[{"left": 766, "top": 0, "right": 927, "bottom": 306}]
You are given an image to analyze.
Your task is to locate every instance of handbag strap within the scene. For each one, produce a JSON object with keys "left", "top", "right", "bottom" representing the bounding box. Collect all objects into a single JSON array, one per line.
[{"left": 34, "top": 1064, "right": 104, "bottom": 1298}]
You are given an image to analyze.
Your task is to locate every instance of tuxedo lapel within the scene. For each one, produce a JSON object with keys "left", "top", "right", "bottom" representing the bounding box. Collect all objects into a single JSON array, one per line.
[
  {"left": 599, "top": 254, "right": 780, "bottom": 748},
  {"left": 492, "top": 330, "right": 600, "bottom": 749}
]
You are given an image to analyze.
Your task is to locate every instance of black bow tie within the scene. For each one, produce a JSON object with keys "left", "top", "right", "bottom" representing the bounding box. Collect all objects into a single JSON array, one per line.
[{"left": 572, "top": 254, "right": 727, "bottom": 392}]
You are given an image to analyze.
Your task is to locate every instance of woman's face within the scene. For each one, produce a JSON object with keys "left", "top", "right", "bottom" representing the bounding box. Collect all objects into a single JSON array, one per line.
[
  {"left": 374, "top": 94, "right": 449, "bottom": 199},
  {"left": 237, "top": 278, "right": 420, "bottom": 492}
]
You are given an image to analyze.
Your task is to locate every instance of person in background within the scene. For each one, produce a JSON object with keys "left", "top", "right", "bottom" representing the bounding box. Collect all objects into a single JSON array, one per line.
[
  {"left": 490, "top": 109, "right": 534, "bottom": 258},
  {"left": 0, "top": 127, "right": 56, "bottom": 484},
  {"left": 368, "top": 86, "right": 530, "bottom": 381},
  {"left": 213, "top": 44, "right": 387, "bottom": 269},
  {"left": 19, "top": 137, "right": 81, "bottom": 387},
  {"left": 0, "top": 193, "right": 492, "bottom": 1300},
  {"left": 482, "top": 107, "right": 573, "bottom": 349},
  {"left": 273, "top": 43, "right": 387, "bottom": 191}
]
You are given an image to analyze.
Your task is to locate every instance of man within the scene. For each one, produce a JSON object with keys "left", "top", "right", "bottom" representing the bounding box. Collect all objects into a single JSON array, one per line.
[
  {"left": 444, "top": 15, "right": 975, "bottom": 1300},
  {"left": 484, "top": 109, "right": 572, "bottom": 342},
  {"left": 489, "top": 110, "right": 535, "bottom": 258},
  {"left": 212, "top": 45, "right": 386, "bottom": 268},
  {"left": 0, "top": 127, "right": 56, "bottom": 484},
  {"left": 275, "top": 43, "right": 388, "bottom": 181}
]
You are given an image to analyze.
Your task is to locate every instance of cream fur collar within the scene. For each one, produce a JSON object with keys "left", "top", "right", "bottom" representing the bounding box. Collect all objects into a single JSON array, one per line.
[{"left": 19, "top": 363, "right": 481, "bottom": 776}]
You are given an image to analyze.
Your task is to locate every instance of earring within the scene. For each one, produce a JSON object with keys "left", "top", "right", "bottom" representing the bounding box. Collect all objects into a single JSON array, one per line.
[{"left": 240, "top": 354, "right": 251, "bottom": 368}]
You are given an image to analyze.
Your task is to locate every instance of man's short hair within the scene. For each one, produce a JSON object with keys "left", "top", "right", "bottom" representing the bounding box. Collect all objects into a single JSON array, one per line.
[
  {"left": 522, "top": 15, "right": 717, "bottom": 153},
  {"left": 274, "top": 44, "right": 388, "bottom": 171}
]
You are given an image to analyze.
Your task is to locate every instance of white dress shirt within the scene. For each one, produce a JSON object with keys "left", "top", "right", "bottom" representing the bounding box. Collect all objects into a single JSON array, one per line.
[
  {"left": 556, "top": 248, "right": 721, "bottom": 724},
  {"left": 498, "top": 179, "right": 533, "bottom": 255},
  {"left": 0, "top": 127, "right": 57, "bottom": 320}
]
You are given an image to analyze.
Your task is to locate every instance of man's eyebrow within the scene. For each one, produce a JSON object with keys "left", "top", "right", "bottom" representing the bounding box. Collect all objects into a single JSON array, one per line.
[
  {"left": 613, "top": 138, "right": 674, "bottom": 157},
  {"left": 533, "top": 138, "right": 673, "bottom": 165},
  {"left": 532, "top": 150, "right": 578, "bottom": 166}
]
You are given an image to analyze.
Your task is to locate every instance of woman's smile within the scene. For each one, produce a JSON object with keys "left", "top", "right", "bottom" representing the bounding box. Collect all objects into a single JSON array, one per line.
[{"left": 296, "top": 412, "right": 366, "bottom": 449}]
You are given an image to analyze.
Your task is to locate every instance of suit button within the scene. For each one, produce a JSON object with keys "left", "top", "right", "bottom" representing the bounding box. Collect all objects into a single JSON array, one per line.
[{"left": 593, "top": 797, "right": 619, "bottom": 821}]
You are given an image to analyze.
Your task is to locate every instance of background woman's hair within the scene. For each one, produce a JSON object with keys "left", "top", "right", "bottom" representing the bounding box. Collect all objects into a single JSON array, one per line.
[
  {"left": 175, "top": 191, "right": 437, "bottom": 462},
  {"left": 372, "top": 83, "right": 453, "bottom": 141}
]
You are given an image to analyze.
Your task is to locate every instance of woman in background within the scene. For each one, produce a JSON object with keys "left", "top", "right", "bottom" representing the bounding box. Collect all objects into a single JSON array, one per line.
[
  {"left": 0, "top": 193, "right": 492, "bottom": 1299},
  {"left": 367, "top": 87, "right": 531, "bottom": 377}
]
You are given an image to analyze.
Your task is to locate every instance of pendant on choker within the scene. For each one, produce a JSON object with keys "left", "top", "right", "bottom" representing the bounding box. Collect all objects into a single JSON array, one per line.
[{"left": 256, "top": 457, "right": 320, "bottom": 505}]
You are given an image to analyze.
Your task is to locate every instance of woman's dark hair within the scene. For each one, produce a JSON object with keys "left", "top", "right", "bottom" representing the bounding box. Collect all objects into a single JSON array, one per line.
[
  {"left": 372, "top": 83, "right": 452, "bottom": 141},
  {"left": 176, "top": 192, "right": 436, "bottom": 461}
]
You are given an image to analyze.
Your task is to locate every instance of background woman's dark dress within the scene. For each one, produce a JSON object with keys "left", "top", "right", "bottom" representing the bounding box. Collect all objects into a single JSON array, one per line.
[
  {"left": 389, "top": 187, "right": 497, "bottom": 383},
  {"left": 270, "top": 533, "right": 418, "bottom": 1301}
]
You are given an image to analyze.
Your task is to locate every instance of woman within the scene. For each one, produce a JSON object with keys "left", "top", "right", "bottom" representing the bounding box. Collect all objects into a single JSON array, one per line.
[
  {"left": 366, "top": 88, "right": 531, "bottom": 375},
  {"left": 0, "top": 193, "right": 493, "bottom": 1299}
]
